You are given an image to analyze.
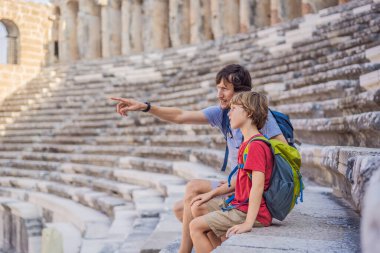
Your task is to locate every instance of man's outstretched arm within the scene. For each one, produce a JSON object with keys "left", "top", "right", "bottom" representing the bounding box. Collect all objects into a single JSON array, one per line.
[{"left": 110, "top": 97, "right": 208, "bottom": 125}]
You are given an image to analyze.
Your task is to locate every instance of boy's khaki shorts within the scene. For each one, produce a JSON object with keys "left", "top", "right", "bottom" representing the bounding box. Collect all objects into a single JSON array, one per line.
[{"left": 204, "top": 198, "right": 263, "bottom": 238}]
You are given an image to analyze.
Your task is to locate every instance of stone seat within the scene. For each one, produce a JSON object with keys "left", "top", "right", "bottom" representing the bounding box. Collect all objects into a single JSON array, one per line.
[
  {"left": 268, "top": 80, "right": 359, "bottom": 105},
  {"left": 12, "top": 114, "right": 68, "bottom": 123},
  {"left": 20, "top": 151, "right": 120, "bottom": 167},
  {"left": 20, "top": 108, "right": 75, "bottom": 117},
  {"left": 103, "top": 123, "right": 219, "bottom": 137},
  {"left": 0, "top": 135, "right": 40, "bottom": 144},
  {"left": 140, "top": 213, "right": 181, "bottom": 253},
  {"left": 0, "top": 128, "right": 54, "bottom": 138},
  {"left": 114, "top": 169, "right": 186, "bottom": 196},
  {"left": 285, "top": 63, "right": 379, "bottom": 90},
  {"left": 94, "top": 134, "right": 224, "bottom": 149},
  {"left": 0, "top": 187, "right": 111, "bottom": 239},
  {"left": 1, "top": 121, "right": 57, "bottom": 130},
  {"left": 0, "top": 176, "right": 131, "bottom": 217},
  {"left": 0, "top": 197, "right": 43, "bottom": 253},
  {"left": 300, "top": 144, "right": 380, "bottom": 209},
  {"left": 0, "top": 143, "right": 27, "bottom": 151},
  {"left": 293, "top": 111, "right": 380, "bottom": 147},
  {"left": 274, "top": 88, "right": 380, "bottom": 118}
]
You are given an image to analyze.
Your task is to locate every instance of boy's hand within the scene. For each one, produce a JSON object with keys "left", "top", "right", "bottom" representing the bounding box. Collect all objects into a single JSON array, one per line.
[
  {"left": 190, "top": 192, "right": 213, "bottom": 207},
  {"left": 110, "top": 97, "right": 147, "bottom": 116},
  {"left": 226, "top": 222, "right": 253, "bottom": 238}
]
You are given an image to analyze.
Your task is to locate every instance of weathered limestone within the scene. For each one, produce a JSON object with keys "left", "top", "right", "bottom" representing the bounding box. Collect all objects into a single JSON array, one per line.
[
  {"left": 41, "top": 223, "right": 81, "bottom": 253},
  {"left": 361, "top": 168, "right": 380, "bottom": 253},
  {"left": 0, "top": 198, "right": 43, "bottom": 253},
  {"left": 143, "top": 0, "right": 170, "bottom": 51},
  {"left": 241, "top": 0, "right": 271, "bottom": 31},
  {"left": 302, "top": 0, "right": 339, "bottom": 14},
  {"left": 271, "top": 0, "right": 303, "bottom": 25},
  {"left": 99, "top": 0, "right": 122, "bottom": 58},
  {"left": 60, "top": 1, "right": 79, "bottom": 63},
  {"left": 189, "top": 0, "right": 213, "bottom": 43},
  {"left": 0, "top": 0, "right": 53, "bottom": 103},
  {"left": 77, "top": 0, "right": 101, "bottom": 59},
  {"left": 121, "top": 0, "right": 143, "bottom": 54},
  {"left": 349, "top": 156, "right": 380, "bottom": 210},
  {"left": 211, "top": 0, "right": 240, "bottom": 39},
  {"left": 169, "top": 0, "right": 190, "bottom": 47}
]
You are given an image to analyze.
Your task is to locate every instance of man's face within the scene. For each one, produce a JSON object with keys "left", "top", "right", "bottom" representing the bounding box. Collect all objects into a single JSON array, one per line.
[{"left": 216, "top": 79, "right": 234, "bottom": 109}]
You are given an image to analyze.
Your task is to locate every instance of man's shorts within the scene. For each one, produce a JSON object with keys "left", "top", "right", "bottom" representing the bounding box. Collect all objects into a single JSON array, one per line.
[{"left": 204, "top": 198, "right": 263, "bottom": 238}]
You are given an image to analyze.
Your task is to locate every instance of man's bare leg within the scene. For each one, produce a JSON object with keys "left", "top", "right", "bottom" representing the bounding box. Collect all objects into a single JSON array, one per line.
[
  {"left": 178, "top": 179, "right": 213, "bottom": 253},
  {"left": 173, "top": 199, "right": 183, "bottom": 222}
]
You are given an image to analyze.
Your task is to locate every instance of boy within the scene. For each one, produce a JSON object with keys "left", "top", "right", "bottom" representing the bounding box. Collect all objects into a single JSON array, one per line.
[{"left": 189, "top": 91, "right": 274, "bottom": 253}]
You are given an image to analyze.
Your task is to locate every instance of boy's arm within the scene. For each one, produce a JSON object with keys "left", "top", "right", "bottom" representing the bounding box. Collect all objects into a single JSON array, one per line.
[
  {"left": 226, "top": 171, "right": 265, "bottom": 237},
  {"left": 190, "top": 178, "right": 236, "bottom": 207}
]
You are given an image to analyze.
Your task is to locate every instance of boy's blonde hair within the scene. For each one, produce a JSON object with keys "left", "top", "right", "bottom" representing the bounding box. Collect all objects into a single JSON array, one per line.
[{"left": 230, "top": 91, "right": 268, "bottom": 129}]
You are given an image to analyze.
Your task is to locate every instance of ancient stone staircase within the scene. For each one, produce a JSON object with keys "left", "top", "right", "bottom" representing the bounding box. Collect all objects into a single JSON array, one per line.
[{"left": 0, "top": 0, "right": 379, "bottom": 252}]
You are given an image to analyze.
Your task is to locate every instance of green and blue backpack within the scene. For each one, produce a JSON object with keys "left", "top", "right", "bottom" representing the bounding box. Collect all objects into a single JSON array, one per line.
[{"left": 223, "top": 136, "right": 304, "bottom": 221}]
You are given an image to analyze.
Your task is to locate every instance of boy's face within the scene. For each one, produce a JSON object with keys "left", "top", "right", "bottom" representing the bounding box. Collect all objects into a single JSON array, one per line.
[
  {"left": 216, "top": 80, "right": 234, "bottom": 109},
  {"left": 228, "top": 103, "right": 249, "bottom": 129}
]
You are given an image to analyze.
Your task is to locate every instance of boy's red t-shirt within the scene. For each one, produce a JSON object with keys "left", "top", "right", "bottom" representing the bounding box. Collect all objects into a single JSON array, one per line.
[{"left": 230, "top": 134, "right": 274, "bottom": 226}]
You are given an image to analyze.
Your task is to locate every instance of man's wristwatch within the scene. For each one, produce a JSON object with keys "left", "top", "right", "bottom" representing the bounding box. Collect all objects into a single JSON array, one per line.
[{"left": 142, "top": 102, "right": 151, "bottom": 112}]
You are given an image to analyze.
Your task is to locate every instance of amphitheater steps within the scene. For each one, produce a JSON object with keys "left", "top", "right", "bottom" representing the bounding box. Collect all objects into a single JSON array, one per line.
[
  {"left": 140, "top": 213, "right": 181, "bottom": 253},
  {"left": 273, "top": 89, "right": 380, "bottom": 118},
  {"left": 0, "top": 187, "right": 110, "bottom": 239},
  {"left": 293, "top": 111, "right": 380, "bottom": 147}
]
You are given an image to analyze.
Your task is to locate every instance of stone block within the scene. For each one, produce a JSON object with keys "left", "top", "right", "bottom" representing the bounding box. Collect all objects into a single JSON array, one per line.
[
  {"left": 347, "top": 155, "right": 380, "bottom": 210},
  {"left": 42, "top": 223, "right": 81, "bottom": 253},
  {"left": 360, "top": 69, "right": 380, "bottom": 90},
  {"left": 361, "top": 168, "right": 380, "bottom": 253}
]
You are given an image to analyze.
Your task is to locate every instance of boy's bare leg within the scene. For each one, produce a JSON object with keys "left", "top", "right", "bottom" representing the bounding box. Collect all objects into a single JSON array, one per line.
[
  {"left": 207, "top": 231, "right": 222, "bottom": 248},
  {"left": 178, "top": 179, "right": 213, "bottom": 253},
  {"left": 189, "top": 216, "right": 215, "bottom": 253}
]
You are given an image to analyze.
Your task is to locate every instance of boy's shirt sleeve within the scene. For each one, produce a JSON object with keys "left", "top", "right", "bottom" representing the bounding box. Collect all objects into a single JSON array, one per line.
[{"left": 243, "top": 142, "right": 269, "bottom": 173}]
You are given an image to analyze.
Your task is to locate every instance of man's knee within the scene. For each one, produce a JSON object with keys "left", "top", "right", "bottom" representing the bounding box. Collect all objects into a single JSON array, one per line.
[
  {"left": 189, "top": 217, "right": 202, "bottom": 237},
  {"left": 184, "top": 179, "right": 212, "bottom": 202}
]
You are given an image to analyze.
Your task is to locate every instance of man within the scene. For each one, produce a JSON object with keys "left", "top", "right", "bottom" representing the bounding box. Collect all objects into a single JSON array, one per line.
[{"left": 111, "top": 64, "right": 286, "bottom": 253}]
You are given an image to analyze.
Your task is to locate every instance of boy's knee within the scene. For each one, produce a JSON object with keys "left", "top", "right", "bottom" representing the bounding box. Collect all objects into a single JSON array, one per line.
[{"left": 189, "top": 218, "right": 201, "bottom": 237}]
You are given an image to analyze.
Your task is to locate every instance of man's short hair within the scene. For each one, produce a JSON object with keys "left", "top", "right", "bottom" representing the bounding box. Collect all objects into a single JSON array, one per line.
[
  {"left": 230, "top": 91, "right": 268, "bottom": 129},
  {"left": 215, "top": 64, "right": 252, "bottom": 92}
]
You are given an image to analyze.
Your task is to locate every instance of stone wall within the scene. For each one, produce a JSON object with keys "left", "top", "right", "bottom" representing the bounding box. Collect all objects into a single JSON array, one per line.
[
  {"left": 52, "top": 0, "right": 345, "bottom": 63},
  {"left": 0, "top": 0, "right": 53, "bottom": 104}
]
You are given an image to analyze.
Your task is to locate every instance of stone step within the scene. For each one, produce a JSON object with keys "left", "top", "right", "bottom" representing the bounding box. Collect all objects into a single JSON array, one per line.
[
  {"left": 294, "top": 111, "right": 380, "bottom": 147},
  {"left": 42, "top": 223, "right": 82, "bottom": 253},
  {"left": 0, "top": 176, "right": 131, "bottom": 217},
  {"left": 140, "top": 213, "right": 181, "bottom": 253},
  {"left": 274, "top": 89, "right": 380, "bottom": 119},
  {"left": 116, "top": 217, "right": 160, "bottom": 253},
  {"left": 93, "top": 134, "right": 225, "bottom": 149},
  {"left": 20, "top": 152, "right": 120, "bottom": 167},
  {"left": 0, "top": 197, "right": 43, "bottom": 253},
  {"left": 0, "top": 187, "right": 111, "bottom": 239},
  {"left": 269, "top": 80, "right": 360, "bottom": 105},
  {"left": 300, "top": 143, "right": 380, "bottom": 205},
  {"left": 0, "top": 143, "right": 27, "bottom": 151},
  {"left": 114, "top": 169, "right": 186, "bottom": 196}
]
